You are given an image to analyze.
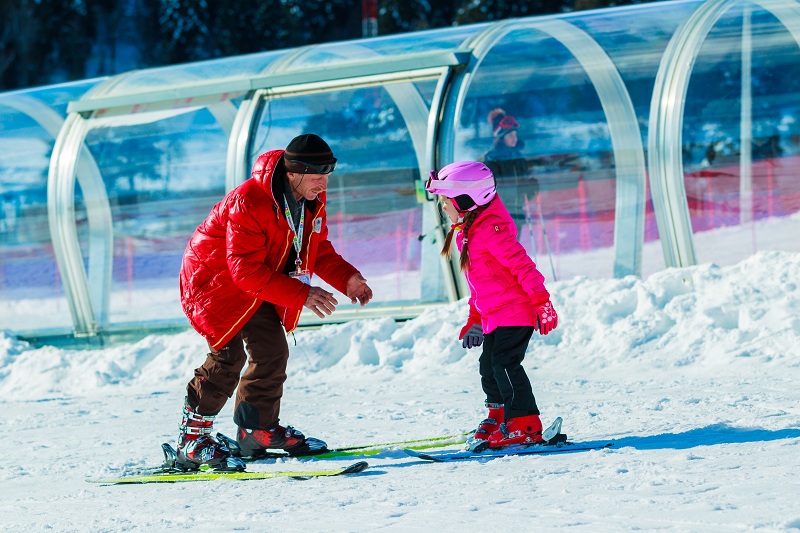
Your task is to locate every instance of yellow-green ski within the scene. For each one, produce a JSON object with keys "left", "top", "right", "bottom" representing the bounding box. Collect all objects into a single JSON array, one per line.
[
  {"left": 313, "top": 432, "right": 471, "bottom": 458},
  {"left": 91, "top": 460, "right": 368, "bottom": 485},
  {"left": 215, "top": 430, "right": 472, "bottom": 461},
  {"left": 332, "top": 431, "right": 472, "bottom": 452}
]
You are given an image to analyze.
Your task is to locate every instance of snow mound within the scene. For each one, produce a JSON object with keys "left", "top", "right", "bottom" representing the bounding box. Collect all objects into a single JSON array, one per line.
[{"left": 1, "top": 251, "right": 797, "bottom": 400}]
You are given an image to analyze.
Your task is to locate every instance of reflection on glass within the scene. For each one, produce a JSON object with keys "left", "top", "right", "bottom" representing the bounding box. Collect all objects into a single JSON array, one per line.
[
  {"left": 100, "top": 51, "right": 285, "bottom": 99},
  {"left": 0, "top": 81, "right": 99, "bottom": 331},
  {"left": 683, "top": 8, "right": 800, "bottom": 267},
  {"left": 0, "top": 110, "right": 63, "bottom": 329},
  {"left": 251, "top": 85, "right": 437, "bottom": 307},
  {"left": 458, "top": 28, "right": 619, "bottom": 281},
  {"left": 288, "top": 26, "right": 480, "bottom": 69},
  {"left": 82, "top": 108, "right": 229, "bottom": 325}
]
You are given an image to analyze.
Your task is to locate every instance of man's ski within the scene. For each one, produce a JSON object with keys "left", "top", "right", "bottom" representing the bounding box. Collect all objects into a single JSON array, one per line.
[
  {"left": 216, "top": 430, "right": 471, "bottom": 461},
  {"left": 91, "top": 460, "right": 368, "bottom": 485},
  {"left": 404, "top": 440, "right": 613, "bottom": 462},
  {"left": 325, "top": 431, "right": 472, "bottom": 454},
  {"left": 90, "top": 441, "right": 369, "bottom": 485}
]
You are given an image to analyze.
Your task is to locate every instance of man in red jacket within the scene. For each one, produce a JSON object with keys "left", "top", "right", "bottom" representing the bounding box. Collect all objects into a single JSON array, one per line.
[{"left": 175, "top": 134, "right": 373, "bottom": 471}]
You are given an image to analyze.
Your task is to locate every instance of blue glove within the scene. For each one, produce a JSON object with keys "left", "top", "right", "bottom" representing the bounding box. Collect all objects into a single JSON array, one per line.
[{"left": 461, "top": 324, "right": 484, "bottom": 349}]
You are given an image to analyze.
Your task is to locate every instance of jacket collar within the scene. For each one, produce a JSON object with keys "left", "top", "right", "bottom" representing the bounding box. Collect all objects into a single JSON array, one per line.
[{"left": 474, "top": 195, "right": 512, "bottom": 225}]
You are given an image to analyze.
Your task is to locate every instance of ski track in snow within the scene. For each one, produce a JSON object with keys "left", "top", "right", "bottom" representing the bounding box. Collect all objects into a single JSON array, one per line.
[{"left": 1, "top": 251, "right": 799, "bottom": 532}]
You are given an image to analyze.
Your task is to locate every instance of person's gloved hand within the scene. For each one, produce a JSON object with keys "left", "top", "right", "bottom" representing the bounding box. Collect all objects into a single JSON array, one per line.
[
  {"left": 534, "top": 300, "right": 558, "bottom": 335},
  {"left": 461, "top": 324, "right": 484, "bottom": 349}
]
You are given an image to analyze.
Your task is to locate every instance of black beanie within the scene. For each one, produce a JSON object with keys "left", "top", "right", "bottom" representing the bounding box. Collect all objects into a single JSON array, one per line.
[{"left": 284, "top": 134, "right": 337, "bottom": 172}]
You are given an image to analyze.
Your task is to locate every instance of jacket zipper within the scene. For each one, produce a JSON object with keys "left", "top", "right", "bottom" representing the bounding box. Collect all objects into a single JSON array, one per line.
[
  {"left": 284, "top": 198, "right": 325, "bottom": 332},
  {"left": 462, "top": 229, "right": 485, "bottom": 315}
]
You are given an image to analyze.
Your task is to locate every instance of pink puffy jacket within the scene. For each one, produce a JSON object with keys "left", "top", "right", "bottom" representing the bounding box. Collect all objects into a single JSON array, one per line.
[{"left": 456, "top": 196, "right": 551, "bottom": 335}]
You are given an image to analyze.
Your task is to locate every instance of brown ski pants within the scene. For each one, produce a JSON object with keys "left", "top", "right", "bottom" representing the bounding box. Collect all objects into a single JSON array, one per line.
[{"left": 186, "top": 302, "right": 289, "bottom": 429}]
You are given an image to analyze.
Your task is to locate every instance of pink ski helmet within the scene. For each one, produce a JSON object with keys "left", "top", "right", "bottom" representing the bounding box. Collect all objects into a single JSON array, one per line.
[{"left": 425, "top": 161, "right": 497, "bottom": 212}]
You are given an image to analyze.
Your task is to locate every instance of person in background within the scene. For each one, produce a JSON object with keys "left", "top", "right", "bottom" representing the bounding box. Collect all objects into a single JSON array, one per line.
[
  {"left": 175, "top": 133, "right": 373, "bottom": 471},
  {"left": 426, "top": 160, "right": 558, "bottom": 451},
  {"left": 483, "top": 108, "right": 540, "bottom": 237}
]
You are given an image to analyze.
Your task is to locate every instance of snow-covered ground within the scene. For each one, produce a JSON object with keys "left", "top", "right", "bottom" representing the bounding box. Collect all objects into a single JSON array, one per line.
[{"left": 1, "top": 251, "right": 799, "bottom": 532}]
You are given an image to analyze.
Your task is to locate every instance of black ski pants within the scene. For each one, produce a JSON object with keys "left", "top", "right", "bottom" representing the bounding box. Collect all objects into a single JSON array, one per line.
[
  {"left": 479, "top": 325, "right": 539, "bottom": 420},
  {"left": 186, "top": 302, "right": 289, "bottom": 429}
]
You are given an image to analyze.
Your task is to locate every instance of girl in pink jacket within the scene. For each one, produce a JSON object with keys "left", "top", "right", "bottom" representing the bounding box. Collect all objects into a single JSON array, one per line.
[{"left": 426, "top": 161, "right": 558, "bottom": 451}]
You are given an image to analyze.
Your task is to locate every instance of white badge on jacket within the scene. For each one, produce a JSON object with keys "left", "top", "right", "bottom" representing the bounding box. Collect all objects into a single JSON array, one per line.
[
  {"left": 314, "top": 218, "right": 322, "bottom": 233},
  {"left": 290, "top": 269, "right": 311, "bottom": 285}
]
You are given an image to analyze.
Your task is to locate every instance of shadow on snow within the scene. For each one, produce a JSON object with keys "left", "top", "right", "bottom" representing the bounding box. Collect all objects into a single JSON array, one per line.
[{"left": 609, "top": 423, "right": 800, "bottom": 451}]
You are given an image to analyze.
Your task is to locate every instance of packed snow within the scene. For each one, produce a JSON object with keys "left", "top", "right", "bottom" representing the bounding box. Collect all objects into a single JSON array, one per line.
[{"left": 1, "top": 251, "right": 799, "bottom": 532}]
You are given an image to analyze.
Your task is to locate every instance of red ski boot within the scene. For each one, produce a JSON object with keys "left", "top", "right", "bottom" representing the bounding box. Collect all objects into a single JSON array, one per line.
[
  {"left": 487, "top": 414, "right": 545, "bottom": 448},
  {"left": 237, "top": 424, "right": 329, "bottom": 458},
  {"left": 466, "top": 402, "right": 504, "bottom": 452},
  {"left": 175, "top": 403, "right": 245, "bottom": 471}
]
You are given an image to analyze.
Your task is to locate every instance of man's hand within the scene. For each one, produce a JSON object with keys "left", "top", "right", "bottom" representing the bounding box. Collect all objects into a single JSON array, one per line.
[
  {"left": 304, "top": 287, "right": 338, "bottom": 318},
  {"left": 346, "top": 273, "right": 373, "bottom": 306}
]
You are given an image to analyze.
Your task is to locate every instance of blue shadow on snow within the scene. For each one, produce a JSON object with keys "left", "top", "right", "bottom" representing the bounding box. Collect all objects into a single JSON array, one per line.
[{"left": 608, "top": 423, "right": 800, "bottom": 451}]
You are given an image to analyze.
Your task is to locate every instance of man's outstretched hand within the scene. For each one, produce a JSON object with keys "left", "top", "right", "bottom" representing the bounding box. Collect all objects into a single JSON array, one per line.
[
  {"left": 346, "top": 273, "right": 373, "bottom": 306},
  {"left": 304, "top": 287, "right": 339, "bottom": 318}
]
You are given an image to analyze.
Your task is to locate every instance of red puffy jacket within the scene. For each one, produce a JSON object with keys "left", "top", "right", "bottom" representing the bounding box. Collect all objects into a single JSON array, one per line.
[{"left": 179, "top": 150, "right": 359, "bottom": 349}]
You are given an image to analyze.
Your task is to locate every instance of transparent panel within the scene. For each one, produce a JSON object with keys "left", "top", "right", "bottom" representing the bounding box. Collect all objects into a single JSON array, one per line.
[
  {"left": 570, "top": 0, "right": 701, "bottom": 109},
  {"left": 683, "top": 7, "right": 800, "bottom": 266},
  {"left": 458, "top": 27, "right": 623, "bottom": 281},
  {"left": 0, "top": 80, "right": 100, "bottom": 333},
  {"left": 288, "top": 26, "right": 481, "bottom": 69},
  {"left": 251, "top": 82, "right": 444, "bottom": 313},
  {"left": 99, "top": 50, "right": 286, "bottom": 99},
  {"left": 81, "top": 104, "right": 234, "bottom": 327},
  {"left": 414, "top": 81, "right": 437, "bottom": 109},
  {"left": 570, "top": 2, "right": 702, "bottom": 278}
]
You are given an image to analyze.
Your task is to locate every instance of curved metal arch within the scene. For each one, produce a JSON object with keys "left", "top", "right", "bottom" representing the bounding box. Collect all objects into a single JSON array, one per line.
[
  {"left": 442, "top": 17, "right": 648, "bottom": 278},
  {"left": 47, "top": 72, "right": 126, "bottom": 335},
  {"left": 648, "top": 0, "right": 800, "bottom": 268},
  {"left": 47, "top": 71, "right": 163, "bottom": 335},
  {"left": 52, "top": 71, "right": 240, "bottom": 335},
  {"left": 424, "top": 66, "right": 462, "bottom": 302},
  {"left": 233, "top": 42, "right": 458, "bottom": 303},
  {"left": 48, "top": 113, "right": 111, "bottom": 335},
  {"left": 437, "top": 21, "right": 512, "bottom": 168},
  {"left": 82, "top": 71, "right": 139, "bottom": 100},
  {"left": 226, "top": 46, "right": 312, "bottom": 191},
  {"left": 2, "top": 95, "right": 91, "bottom": 331},
  {"left": 243, "top": 42, "right": 434, "bottom": 182},
  {"left": 436, "top": 20, "right": 517, "bottom": 298}
]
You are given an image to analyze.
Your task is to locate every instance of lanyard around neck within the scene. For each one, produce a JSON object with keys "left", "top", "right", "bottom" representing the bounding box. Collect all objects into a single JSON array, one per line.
[{"left": 283, "top": 195, "right": 305, "bottom": 271}]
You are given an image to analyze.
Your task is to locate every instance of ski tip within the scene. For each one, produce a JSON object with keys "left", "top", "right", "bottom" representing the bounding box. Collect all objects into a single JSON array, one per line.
[
  {"left": 402, "top": 449, "right": 442, "bottom": 462},
  {"left": 341, "top": 461, "right": 369, "bottom": 474}
]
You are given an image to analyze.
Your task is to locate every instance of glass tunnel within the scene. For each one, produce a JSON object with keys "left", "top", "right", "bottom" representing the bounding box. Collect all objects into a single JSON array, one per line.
[{"left": 1, "top": 0, "right": 799, "bottom": 344}]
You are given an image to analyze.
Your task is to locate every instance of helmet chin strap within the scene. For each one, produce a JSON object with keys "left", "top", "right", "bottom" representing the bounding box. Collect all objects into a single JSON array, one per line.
[{"left": 453, "top": 194, "right": 476, "bottom": 212}]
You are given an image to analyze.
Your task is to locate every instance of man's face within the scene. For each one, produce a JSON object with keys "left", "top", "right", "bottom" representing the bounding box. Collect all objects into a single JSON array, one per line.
[{"left": 287, "top": 172, "right": 330, "bottom": 201}]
